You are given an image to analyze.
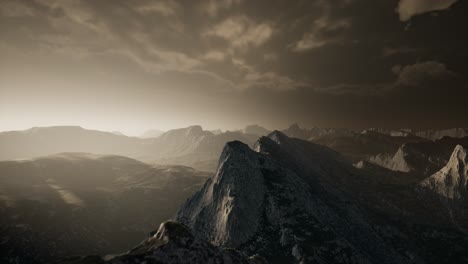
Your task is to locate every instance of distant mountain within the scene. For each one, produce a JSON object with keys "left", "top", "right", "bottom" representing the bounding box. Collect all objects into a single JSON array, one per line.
[
  {"left": 143, "top": 126, "right": 213, "bottom": 159},
  {"left": 0, "top": 126, "right": 259, "bottom": 172},
  {"left": 280, "top": 124, "right": 432, "bottom": 163},
  {"left": 147, "top": 128, "right": 259, "bottom": 171},
  {"left": 139, "top": 129, "right": 165, "bottom": 139},
  {"left": 242, "top": 125, "right": 270, "bottom": 136},
  {"left": 361, "top": 128, "right": 468, "bottom": 140},
  {"left": 368, "top": 136, "right": 468, "bottom": 176},
  {"left": 0, "top": 126, "right": 145, "bottom": 160},
  {"left": 0, "top": 153, "right": 210, "bottom": 264},
  {"left": 362, "top": 128, "right": 413, "bottom": 137},
  {"left": 415, "top": 128, "right": 468, "bottom": 141},
  {"left": 311, "top": 129, "right": 427, "bottom": 162},
  {"left": 282, "top": 123, "right": 354, "bottom": 140},
  {"left": 58, "top": 221, "right": 265, "bottom": 264},
  {"left": 210, "top": 129, "right": 223, "bottom": 135},
  {"left": 176, "top": 132, "right": 468, "bottom": 263}
]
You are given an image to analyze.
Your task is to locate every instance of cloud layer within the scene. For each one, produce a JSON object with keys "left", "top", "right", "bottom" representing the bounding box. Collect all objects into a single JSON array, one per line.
[
  {"left": 1, "top": 0, "right": 467, "bottom": 131},
  {"left": 397, "top": 0, "right": 458, "bottom": 21}
]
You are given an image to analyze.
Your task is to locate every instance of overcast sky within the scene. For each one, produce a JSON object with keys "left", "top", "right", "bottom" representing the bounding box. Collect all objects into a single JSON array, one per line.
[{"left": 1, "top": 0, "right": 467, "bottom": 135}]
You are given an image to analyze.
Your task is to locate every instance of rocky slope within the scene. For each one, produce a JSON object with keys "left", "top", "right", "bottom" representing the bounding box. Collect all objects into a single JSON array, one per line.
[
  {"left": 176, "top": 131, "right": 468, "bottom": 263},
  {"left": 419, "top": 145, "right": 468, "bottom": 200},
  {"left": 415, "top": 145, "right": 468, "bottom": 230},
  {"left": 58, "top": 221, "right": 265, "bottom": 264}
]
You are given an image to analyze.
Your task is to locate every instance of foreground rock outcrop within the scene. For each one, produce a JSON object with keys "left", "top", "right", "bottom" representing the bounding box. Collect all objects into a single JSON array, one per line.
[{"left": 59, "top": 221, "right": 264, "bottom": 264}]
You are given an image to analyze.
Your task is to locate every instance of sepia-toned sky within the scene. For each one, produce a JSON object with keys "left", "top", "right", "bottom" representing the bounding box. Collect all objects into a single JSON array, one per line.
[{"left": 1, "top": 0, "right": 467, "bottom": 135}]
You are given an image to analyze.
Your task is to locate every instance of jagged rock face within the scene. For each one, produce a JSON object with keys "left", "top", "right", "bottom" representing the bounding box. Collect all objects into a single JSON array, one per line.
[
  {"left": 368, "top": 146, "right": 412, "bottom": 173},
  {"left": 420, "top": 145, "right": 468, "bottom": 200},
  {"left": 59, "top": 221, "right": 263, "bottom": 264},
  {"left": 177, "top": 131, "right": 423, "bottom": 264},
  {"left": 176, "top": 141, "right": 267, "bottom": 247}
]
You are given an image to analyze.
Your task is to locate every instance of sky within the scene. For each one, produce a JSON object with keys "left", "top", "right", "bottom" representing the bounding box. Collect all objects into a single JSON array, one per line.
[{"left": 1, "top": 0, "right": 467, "bottom": 136}]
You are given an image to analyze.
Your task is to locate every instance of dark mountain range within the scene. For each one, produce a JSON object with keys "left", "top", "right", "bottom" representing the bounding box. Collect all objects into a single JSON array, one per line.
[
  {"left": 2, "top": 126, "right": 468, "bottom": 264},
  {"left": 368, "top": 136, "right": 468, "bottom": 176},
  {"left": 175, "top": 131, "right": 468, "bottom": 263},
  {"left": 28, "top": 131, "right": 468, "bottom": 264},
  {"left": 281, "top": 124, "right": 430, "bottom": 163}
]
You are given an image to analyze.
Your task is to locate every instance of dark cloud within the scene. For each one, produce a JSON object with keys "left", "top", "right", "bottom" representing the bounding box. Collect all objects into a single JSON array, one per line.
[
  {"left": 393, "top": 61, "right": 456, "bottom": 86},
  {"left": 1, "top": 0, "right": 467, "bottom": 132},
  {"left": 396, "top": 0, "right": 458, "bottom": 21}
]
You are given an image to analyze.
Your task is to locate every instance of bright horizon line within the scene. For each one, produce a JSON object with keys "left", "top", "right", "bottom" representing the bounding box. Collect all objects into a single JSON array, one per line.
[
  {"left": 0, "top": 124, "right": 465, "bottom": 137},
  {"left": 0, "top": 123, "right": 279, "bottom": 137}
]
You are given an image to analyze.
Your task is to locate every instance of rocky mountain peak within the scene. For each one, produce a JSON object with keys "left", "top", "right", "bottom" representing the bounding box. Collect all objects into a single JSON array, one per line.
[
  {"left": 419, "top": 145, "right": 468, "bottom": 200},
  {"left": 177, "top": 135, "right": 418, "bottom": 263},
  {"left": 288, "top": 123, "right": 301, "bottom": 130},
  {"left": 266, "top": 130, "right": 289, "bottom": 144},
  {"left": 448, "top": 144, "right": 467, "bottom": 167},
  {"left": 187, "top": 125, "right": 204, "bottom": 134},
  {"left": 178, "top": 139, "right": 267, "bottom": 248}
]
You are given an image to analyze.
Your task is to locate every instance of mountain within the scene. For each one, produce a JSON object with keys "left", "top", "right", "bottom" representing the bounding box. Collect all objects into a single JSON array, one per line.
[
  {"left": 415, "top": 128, "right": 468, "bottom": 141},
  {"left": 0, "top": 153, "right": 210, "bottom": 264},
  {"left": 0, "top": 126, "right": 145, "bottom": 160},
  {"left": 242, "top": 125, "right": 270, "bottom": 136},
  {"left": 419, "top": 145, "right": 467, "bottom": 200},
  {"left": 139, "top": 129, "right": 165, "bottom": 139},
  {"left": 281, "top": 123, "right": 354, "bottom": 140},
  {"left": 176, "top": 131, "right": 468, "bottom": 263},
  {"left": 144, "top": 126, "right": 213, "bottom": 159},
  {"left": 311, "top": 129, "right": 427, "bottom": 163},
  {"left": 361, "top": 128, "right": 468, "bottom": 141},
  {"left": 416, "top": 145, "right": 468, "bottom": 230},
  {"left": 210, "top": 129, "right": 223, "bottom": 135},
  {"left": 362, "top": 128, "right": 413, "bottom": 137},
  {"left": 58, "top": 221, "right": 266, "bottom": 264},
  {"left": 0, "top": 126, "right": 259, "bottom": 172},
  {"left": 368, "top": 136, "right": 468, "bottom": 176},
  {"left": 152, "top": 129, "right": 259, "bottom": 172}
]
